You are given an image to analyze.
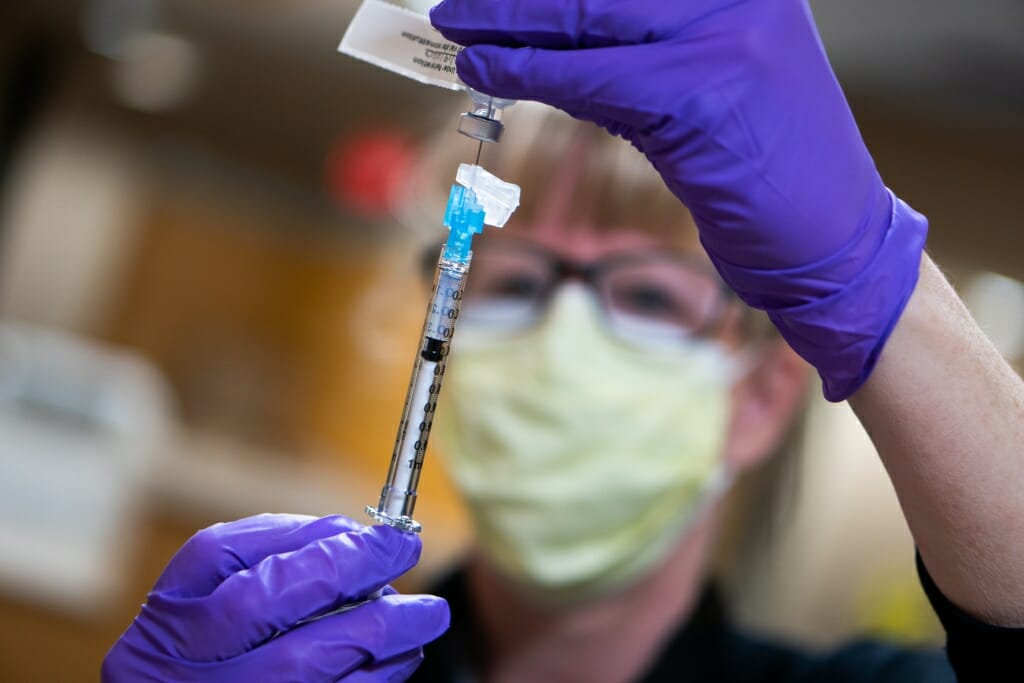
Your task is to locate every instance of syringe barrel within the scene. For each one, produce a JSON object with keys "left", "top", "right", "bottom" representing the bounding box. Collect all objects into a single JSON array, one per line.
[{"left": 372, "top": 252, "right": 469, "bottom": 531}]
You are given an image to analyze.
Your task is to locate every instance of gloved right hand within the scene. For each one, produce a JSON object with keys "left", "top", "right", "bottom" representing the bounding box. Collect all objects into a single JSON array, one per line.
[
  {"left": 102, "top": 514, "right": 449, "bottom": 683},
  {"left": 431, "top": 0, "right": 929, "bottom": 402}
]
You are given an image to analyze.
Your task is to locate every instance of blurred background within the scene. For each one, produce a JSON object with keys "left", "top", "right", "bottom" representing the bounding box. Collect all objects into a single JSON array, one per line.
[{"left": 0, "top": 1, "right": 1021, "bottom": 680}]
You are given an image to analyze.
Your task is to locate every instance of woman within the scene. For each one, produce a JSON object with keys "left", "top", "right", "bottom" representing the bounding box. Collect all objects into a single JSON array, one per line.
[
  {"left": 103, "top": 2, "right": 1024, "bottom": 681},
  {"left": 411, "top": 108, "right": 881, "bottom": 682}
]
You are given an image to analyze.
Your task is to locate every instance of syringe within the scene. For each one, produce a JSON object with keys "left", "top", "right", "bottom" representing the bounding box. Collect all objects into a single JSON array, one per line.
[
  {"left": 366, "top": 186, "right": 485, "bottom": 532},
  {"left": 366, "top": 91, "right": 516, "bottom": 534},
  {"left": 274, "top": 196, "right": 485, "bottom": 637}
]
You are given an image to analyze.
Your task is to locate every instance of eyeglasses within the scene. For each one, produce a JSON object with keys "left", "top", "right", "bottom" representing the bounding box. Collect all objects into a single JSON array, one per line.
[{"left": 424, "top": 237, "right": 736, "bottom": 345}]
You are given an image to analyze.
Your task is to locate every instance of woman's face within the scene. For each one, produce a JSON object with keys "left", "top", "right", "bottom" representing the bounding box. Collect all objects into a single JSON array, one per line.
[{"left": 463, "top": 213, "right": 807, "bottom": 476}]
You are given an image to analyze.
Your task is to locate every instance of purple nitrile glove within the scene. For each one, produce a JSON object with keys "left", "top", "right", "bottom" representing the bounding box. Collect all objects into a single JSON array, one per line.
[
  {"left": 102, "top": 514, "right": 449, "bottom": 683},
  {"left": 431, "top": 0, "right": 928, "bottom": 401}
]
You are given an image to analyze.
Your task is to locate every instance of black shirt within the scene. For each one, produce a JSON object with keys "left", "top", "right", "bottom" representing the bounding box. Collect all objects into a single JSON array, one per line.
[{"left": 411, "top": 557, "right": 1024, "bottom": 682}]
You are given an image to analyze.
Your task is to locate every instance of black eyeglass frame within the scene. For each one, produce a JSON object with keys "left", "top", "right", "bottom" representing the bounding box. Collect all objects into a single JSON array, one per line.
[{"left": 420, "top": 236, "right": 738, "bottom": 340}]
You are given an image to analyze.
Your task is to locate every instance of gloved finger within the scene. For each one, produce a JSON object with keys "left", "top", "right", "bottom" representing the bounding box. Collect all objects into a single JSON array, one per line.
[
  {"left": 192, "top": 595, "right": 448, "bottom": 682},
  {"left": 332, "top": 650, "right": 424, "bottom": 683},
  {"left": 146, "top": 525, "right": 423, "bottom": 661},
  {"left": 156, "top": 514, "right": 365, "bottom": 597},
  {"left": 430, "top": 0, "right": 713, "bottom": 50},
  {"left": 100, "top": 585, "right": 412, "bottom": 683}
]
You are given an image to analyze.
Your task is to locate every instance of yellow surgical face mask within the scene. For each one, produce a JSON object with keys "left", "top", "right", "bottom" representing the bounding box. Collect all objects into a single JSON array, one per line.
[{"left": 435, "top": 285, "right": 737, "bottom": 604}]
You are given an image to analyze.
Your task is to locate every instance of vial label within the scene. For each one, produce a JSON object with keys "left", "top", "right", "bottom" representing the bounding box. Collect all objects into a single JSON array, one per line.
[{"left": 339, "top": 0, "right": 464, "bottom": 91}]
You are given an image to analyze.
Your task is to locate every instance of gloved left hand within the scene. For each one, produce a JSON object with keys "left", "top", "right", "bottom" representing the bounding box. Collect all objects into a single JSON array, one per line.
[{"left": 102, "top": 514, "right": 449, "bottom": 682}]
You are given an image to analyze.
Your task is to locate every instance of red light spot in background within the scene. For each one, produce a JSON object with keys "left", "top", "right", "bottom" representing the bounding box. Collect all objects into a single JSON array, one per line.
[{"left": 325, "top": 129, "right": 415, "bottom": 218}]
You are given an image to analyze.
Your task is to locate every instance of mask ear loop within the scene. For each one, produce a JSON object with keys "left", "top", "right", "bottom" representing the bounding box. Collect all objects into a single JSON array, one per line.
[
  {"left": 699, "top": 335, "right": 796, "bottom": 510},
  {"left": 674, "top": 462, "right": 737, "bottom": 543},
  {"left": 725, "top": 340, "right": 774, "bottom": 387},
  {"left": 677, "top": 340, "right": 777, "bottom": 539}
]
